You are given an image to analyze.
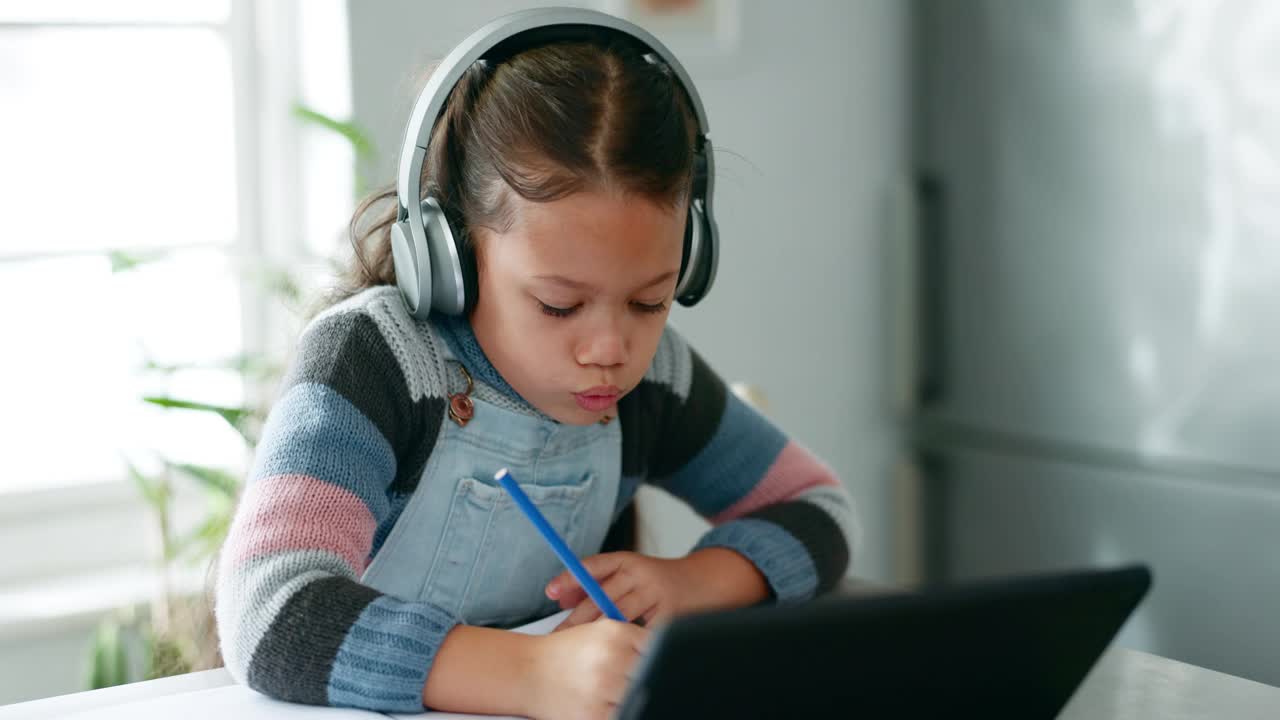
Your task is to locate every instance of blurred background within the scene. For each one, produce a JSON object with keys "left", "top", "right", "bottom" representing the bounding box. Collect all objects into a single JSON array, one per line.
[{"left": 1, "top": 0, "right": 1276, "bottom": 706}]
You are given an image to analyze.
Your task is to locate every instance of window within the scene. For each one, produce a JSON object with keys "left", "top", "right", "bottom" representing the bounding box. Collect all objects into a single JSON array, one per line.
[{"left": 0, "top": 0, "right": 353, "bottom": 586}]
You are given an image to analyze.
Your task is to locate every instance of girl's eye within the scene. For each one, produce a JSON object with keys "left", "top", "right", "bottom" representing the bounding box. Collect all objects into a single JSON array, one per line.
[
  {"left": 632, "top": 301, "right": 667, "bottom": 315},
  {"left": 539, "top": 301, "right": 579, "bottom": 318}
]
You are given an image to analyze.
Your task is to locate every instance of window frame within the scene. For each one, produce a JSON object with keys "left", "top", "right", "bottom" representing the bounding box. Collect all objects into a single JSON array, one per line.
[{"left": 0, "top": 0, "right": 338, "bottom": 591}]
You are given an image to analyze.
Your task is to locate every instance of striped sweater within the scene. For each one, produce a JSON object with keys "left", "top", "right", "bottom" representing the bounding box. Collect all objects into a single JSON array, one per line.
[{"left": 215, "top": 285, "right": 859, "bottom": 711}]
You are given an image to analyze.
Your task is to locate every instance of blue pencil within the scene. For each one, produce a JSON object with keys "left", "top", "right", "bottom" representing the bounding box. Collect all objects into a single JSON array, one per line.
[{"left": 495, "top": 467, "right": 627, "bottom": 622}]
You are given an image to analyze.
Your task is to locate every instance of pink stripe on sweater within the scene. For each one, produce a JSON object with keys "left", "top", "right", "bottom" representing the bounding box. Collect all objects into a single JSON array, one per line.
[
  {"left": 222, "top": 474, "right": 377, "bottom": 574},
  {"left": 710, "top": 441, "right": 839, "bottom": 524}
]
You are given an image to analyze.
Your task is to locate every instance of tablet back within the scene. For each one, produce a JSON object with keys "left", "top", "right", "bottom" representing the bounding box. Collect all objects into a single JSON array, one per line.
[{"left": 617, "top": 564, "right": 1152, "bottom": 719}]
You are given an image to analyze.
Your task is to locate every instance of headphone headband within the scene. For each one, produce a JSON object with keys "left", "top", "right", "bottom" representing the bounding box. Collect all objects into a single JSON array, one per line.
[
  {"left": 396, "top": 7, "right": 711, "bottom": 219},
  {"left": 391, "top": 6, "right": 719, "bottom": 318}
]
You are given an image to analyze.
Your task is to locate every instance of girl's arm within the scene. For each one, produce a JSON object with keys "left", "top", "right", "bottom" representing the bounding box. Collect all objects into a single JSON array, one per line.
[
  {"left": 424, "top": 626, "right": 541, "bottom": 714},
  {"left": 216, "top": 294, "right": 459, "bottom": 712},
  {"left": 627, "top": 327, "right": 859, "bottom": 603}
]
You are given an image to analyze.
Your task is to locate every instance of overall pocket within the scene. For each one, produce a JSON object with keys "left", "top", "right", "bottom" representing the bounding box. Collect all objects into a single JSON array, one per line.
[{"left": 427, "top": 472, "right": 596, "bottom": 627}]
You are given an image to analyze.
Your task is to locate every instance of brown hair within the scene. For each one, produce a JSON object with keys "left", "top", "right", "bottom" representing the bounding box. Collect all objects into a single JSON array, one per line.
[{"left": 330, "top": 38, "right": 700, "bottom": 305}]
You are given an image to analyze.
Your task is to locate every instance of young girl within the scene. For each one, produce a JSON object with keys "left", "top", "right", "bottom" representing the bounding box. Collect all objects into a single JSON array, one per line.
[{"left": 215, "top": 10, "right": 857, "bottom": 720}]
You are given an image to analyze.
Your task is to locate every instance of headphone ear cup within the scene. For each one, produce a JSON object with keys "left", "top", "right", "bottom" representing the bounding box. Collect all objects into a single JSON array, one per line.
[
  {"left": 675, "top": 198, "right": 717, "bottom": 306},
  {"left": 452, "top": 224, "right": 479, "bottom": 314},
  {"left": 677, "top": 210, "right": 694, "bottom": 288},
  {"left": 391, "top": 220, "right": 432, "bottom": 319},
  {"left": 421, "top": 197, "right": 470, "bottom": 316}
]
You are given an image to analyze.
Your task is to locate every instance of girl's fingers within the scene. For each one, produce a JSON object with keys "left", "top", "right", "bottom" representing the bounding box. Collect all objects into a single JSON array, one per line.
[
  {"left": 546, "top": 553, "right": 630, "bottom": 605},
  {"left": 552, "top": 583, "right": 589, "bottom": 609},
  {"left": 597, "top": 572, "right": 643, "bottom": 620},
  {"left": 562, "top": 573, "right": 639, "bottom": 627},
  {"left": 606, "top": 588, "right": 654, "bottom": 626},
  {"left": 562, "top": 600, "right": 601, "bottom": 628}
]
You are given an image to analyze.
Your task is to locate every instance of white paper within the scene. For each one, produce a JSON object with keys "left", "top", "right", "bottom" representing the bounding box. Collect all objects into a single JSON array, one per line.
[{"left": 506, "top": 609, "right": 570, "bottom": 636}]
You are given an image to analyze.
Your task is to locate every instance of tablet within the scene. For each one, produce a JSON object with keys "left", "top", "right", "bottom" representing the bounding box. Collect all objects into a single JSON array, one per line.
[{"left": 616, "top": 564, "right": 1152, "bottom": 719}]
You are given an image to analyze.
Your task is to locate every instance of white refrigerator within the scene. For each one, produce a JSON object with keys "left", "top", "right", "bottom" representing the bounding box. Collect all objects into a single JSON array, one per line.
[{"left": 907, "top": 0, "right": 1280, "bottom": 685}]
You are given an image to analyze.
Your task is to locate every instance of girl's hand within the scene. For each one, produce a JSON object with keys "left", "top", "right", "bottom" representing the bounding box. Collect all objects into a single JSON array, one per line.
[
  {"left": 546, "top": 549, "right": 770, "bottom": 630},
  {"left": 525, "top": 620, "right": 649, "bottom": 720}
]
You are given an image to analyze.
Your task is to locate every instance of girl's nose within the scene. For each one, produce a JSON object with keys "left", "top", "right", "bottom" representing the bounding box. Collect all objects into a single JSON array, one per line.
[{"left": 576, "top": 318, "right": 628, "bottom": 369}]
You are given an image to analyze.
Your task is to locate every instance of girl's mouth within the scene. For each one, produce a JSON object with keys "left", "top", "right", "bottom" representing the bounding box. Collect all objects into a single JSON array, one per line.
[{"left": 574, "top": 386, "right": 621, "bottom": 411}]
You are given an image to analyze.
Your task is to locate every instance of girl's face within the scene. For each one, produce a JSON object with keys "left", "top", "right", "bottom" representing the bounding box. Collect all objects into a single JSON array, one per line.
[{"left": 470, "top": 189, "right": 686, "bottom": 425}]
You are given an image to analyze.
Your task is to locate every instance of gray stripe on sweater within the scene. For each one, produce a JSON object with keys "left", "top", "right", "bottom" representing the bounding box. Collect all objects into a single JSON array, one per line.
[
  {"left": 366, "top": 288, "right": 447, "bottom": 404},
  {"left": 310, "top": 286, "right": 448, "bottom": 407},
  {"left": 215, "top": 548, "right": 354, "bottom": 684},
  {"left": 644, "top": 323, "right": 694, "bottom": 401}
]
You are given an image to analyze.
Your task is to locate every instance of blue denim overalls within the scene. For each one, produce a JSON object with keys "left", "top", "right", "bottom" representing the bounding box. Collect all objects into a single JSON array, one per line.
[{"left": 360, "top": 338, "right": 623, "bottom": 628}]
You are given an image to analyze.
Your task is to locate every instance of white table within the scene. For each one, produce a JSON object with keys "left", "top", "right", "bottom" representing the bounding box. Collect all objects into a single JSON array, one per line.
[
  {"left": 3, "top": 643, "right": 1277, "bottom": 719},
  {"left": 1059, "top": 646, "right": 1280, "bottom": 719},
  {"left": 0, "top": 668, "right": 233, "bottom": 719}
]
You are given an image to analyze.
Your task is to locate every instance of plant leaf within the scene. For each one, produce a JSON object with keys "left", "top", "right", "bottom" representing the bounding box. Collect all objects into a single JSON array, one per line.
[
  {"left": 259, "top": 266, "right": 302, "bottom": 306},
  {"left": 291, "top": 103, "right": 376, "bottom": 161},
  {"left": 107, "top": 249, "right": 166, "bottom": 273},
  {"left": 167, "top": 462, "right": 240, "bottom": 499},
  {"left": 86, "top": 619, "right": 130, "bottom": 690},
  {"left": 292, "top": 102, "right": 378, "bottom": 196},
  {"left": 142, "top": 353, "right": 281, "bottom": 380},
  {"left": 173, "top": 513, "right": 234, "bottom": 562},
  {"left": 146, "top": 630, "right": 192, "bottom": 680},
  {"left": 142, "top": 396, "right": 257, "bottom": 445},
  {"left": 124, "top": 458, "right": 170, "bottom": 512}
]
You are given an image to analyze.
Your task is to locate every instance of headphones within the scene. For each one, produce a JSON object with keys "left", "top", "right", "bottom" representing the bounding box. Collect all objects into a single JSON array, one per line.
[{"left": 390, "top": 6, "right": 719, "bottom": 319}]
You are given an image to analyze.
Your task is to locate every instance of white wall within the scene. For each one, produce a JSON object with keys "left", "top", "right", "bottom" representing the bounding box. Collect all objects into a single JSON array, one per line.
[{"left": 347, "top": 0, "right": 910, "bottom": 581}]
